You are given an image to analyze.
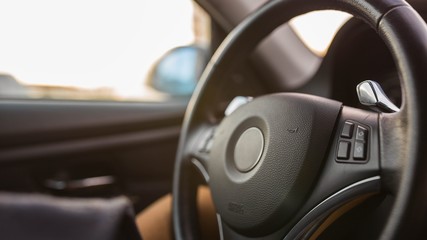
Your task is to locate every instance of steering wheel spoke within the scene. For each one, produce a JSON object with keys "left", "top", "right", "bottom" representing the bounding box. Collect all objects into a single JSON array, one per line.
[
  {"left": 217, "top": 212, "right": 289, "bottom": 240},
  {"left": 183, "top": 124, "right": 217, "bottom": 181},
  {"left": 284, "top": 176, "right": 381, "bottom": 239},
  {"left": 278, "top": 106, "right": 382, "bottom": 238},
  {"left": 218, "top": 217, "right": 261, "bottom": 240},
  {"left": 306, "top": 106, "right": 381, "bottom": 203}
]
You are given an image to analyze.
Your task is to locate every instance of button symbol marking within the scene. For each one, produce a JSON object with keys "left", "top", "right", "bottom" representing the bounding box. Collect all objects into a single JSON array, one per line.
[{"left": 287, "top": 128, "right": 299, "bottom": 133}]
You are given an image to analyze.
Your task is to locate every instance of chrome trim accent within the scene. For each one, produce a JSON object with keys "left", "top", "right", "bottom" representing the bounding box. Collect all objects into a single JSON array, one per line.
[
  {"left": 217, "top": 213, "right": 225, "bottom": 240},
  {"left": 284, "top": 176, "right": 381, "bottom": 239},
  {"left": 224, "top": 96, "right": 253, "bottom": 116},
  {"left": 357, "top": 80, "right": 399, "bottom": 113},
  {"left": 191, "top": 158, "right": 210, "bottom": 182}
]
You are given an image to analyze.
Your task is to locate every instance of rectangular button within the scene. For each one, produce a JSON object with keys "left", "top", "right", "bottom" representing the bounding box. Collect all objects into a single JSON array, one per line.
[
  {"left": 354, "top": 141, "right": 367, "bottom": 160},
  {"left": 356, "top": 126, "right": 368, "bottom": 141},
  {"left": 337, "top": 141, "right": 351, "bottom": 160},
  {"left": 341, "top": 121, "right": 354, "bottom": 139}
]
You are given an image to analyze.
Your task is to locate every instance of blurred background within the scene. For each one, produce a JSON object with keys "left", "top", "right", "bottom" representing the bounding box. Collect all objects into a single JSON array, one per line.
[{"left": 0, "top": 0, "right": 350, "bottom": 102}]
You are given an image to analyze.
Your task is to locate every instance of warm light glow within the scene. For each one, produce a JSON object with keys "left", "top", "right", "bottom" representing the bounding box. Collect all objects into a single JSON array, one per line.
[
  {"left": 0, "top": 0, "right": 195, "bottom": 99},
  {"left": 290, "top": 11, "right": 352, "bottom": 56},
  {"left": 1, "top": 4, "right": 351, "bottom": 100}
]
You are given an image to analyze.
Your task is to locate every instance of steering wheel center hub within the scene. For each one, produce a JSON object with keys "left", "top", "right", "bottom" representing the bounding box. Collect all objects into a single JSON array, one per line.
[
  {"left": 234, "top": 127, "right": 264, "bottom": 172},
  {"left": 209, "top": 93, "right": 341, "bottom": 235}
]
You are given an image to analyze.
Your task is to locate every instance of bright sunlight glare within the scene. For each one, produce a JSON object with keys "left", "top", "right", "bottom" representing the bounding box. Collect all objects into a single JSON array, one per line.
[
  {"left": 0, "top": 0, "right": 195, "bottom": 99},
  {"left": 290, "top": 10, "right": 352, "bottom": 56}
]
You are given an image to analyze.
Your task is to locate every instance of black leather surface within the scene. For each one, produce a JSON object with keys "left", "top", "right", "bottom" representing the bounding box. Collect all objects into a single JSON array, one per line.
[
  {"left": 377, "top": 5, "right": 427, "bottom": 239},
  {"left": 0, "top": 193, "right": 142, "bottom": 240}
]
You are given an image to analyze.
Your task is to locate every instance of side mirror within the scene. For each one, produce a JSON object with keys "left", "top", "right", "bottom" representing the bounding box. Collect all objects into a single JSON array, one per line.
[{"left": 146, "top": 45, "right": 208, "bottom": 97}]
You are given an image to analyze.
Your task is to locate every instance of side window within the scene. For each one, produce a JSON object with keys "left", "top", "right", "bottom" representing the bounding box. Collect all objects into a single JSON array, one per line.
[{"left": 0, "top": 1, "right": 210, "bottom": 101}]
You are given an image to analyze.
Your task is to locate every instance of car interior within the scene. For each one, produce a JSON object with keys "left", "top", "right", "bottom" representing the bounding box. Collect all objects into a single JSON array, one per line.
[{"left": 1, "top": 0, "right": 427, "bottom": 239}]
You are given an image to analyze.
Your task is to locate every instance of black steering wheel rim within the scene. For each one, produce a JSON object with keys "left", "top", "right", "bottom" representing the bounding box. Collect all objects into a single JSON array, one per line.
[{"left": 173, "top": 0, "right": 427, "bottom": 239}]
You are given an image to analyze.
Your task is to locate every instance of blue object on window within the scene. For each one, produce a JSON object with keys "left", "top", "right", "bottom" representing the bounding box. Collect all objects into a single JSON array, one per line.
[{"left": 152, "top": 46, "right": 206, "bottom": 96}]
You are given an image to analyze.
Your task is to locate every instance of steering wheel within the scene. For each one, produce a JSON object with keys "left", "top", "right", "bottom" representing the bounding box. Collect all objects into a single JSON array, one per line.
[{"left": 172, "top": 0, "right": 427, "bottom": 239}]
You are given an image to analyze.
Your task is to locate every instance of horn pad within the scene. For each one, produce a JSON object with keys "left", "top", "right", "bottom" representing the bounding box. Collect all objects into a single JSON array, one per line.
[{"left": 209, "top": 93, "right": 341, "bottom": 236}]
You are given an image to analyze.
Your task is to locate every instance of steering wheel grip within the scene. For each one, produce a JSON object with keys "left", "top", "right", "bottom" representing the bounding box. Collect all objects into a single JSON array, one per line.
[{"left": 173, "top": 0, "right": 427, "bottom": 239}]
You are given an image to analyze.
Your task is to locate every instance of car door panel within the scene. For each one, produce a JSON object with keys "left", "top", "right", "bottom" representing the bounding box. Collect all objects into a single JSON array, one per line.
[{"left": 0, "top": 100, "right": 185, "bottom": 211}]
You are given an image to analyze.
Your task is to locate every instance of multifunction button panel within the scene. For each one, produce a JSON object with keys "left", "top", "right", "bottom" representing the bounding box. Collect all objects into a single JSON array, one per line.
[{"left": 336, "top": 121, "right": 369, "bottom": 163}]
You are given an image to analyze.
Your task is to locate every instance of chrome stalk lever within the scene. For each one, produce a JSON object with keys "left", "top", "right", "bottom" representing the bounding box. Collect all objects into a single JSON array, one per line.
[
  {"left": 224, "top": 96, "right": 253, "bottom": 116},
  {"left": 356, "top": 80, "right": 399, "bottom": 113}
]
